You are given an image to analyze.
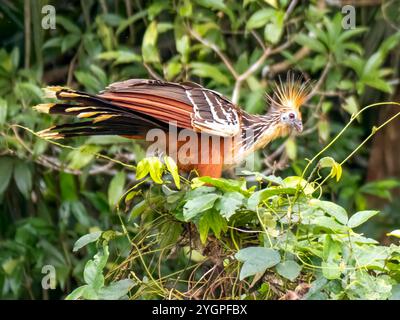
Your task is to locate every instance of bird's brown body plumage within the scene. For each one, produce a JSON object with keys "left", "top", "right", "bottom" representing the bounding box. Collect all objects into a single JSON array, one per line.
[{"left": 34, "top": 77, "right": 310, "bottom": 178}]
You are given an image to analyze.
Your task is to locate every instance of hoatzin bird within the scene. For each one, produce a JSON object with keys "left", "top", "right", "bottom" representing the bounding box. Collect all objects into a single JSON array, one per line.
[{"left": 34, "top": 75, "right": 311, "bottom": 178}]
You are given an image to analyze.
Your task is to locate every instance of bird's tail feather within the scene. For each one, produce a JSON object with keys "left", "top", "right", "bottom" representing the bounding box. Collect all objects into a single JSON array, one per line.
[{"left": 34, "top": 87, "right": 165, "bottom": 139}]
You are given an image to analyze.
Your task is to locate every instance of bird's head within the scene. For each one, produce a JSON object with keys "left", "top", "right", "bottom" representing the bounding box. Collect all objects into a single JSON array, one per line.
[{"left": 266, "top": 73, "right": 312, "bottom": 133}]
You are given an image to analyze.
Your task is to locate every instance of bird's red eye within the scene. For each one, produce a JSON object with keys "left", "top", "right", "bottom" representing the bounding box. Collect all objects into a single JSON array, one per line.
[{"left": 289, "top": 112, "right": 295, "bottom": 119}]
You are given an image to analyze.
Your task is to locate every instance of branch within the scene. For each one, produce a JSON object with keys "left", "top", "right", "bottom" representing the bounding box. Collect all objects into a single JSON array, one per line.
[
  {"left": 24, "top": 0, "right": 31, "bottom": 69},
  {"left": 232, "top": 47, "right": 272, "bottom": 104},
  {"left": 307, "top": 58, "right": 332, "bottom": 101},
  {"left": 267, "top": 47, "right": 310, "bottom": 75},
  {"left": 232, "top": 0, "right": 299, "bottom": 104},
  {"left": 143, "top": 62, "right": 164, "bottom": 81},
  {"left": 284, "top": 0, "right": 299, "bottom": 20},
  {"left": 188, "top": 28, "right": 239, "bottom": 79}
]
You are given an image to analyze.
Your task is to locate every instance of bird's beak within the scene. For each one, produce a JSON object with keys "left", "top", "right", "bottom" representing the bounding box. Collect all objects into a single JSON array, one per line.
[{"left": 293, "top": 120, "right": 303, "bottom": 133}]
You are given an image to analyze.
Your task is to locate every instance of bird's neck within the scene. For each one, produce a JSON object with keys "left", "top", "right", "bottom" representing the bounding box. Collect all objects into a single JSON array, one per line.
[{"left": 240, "top": 111, "right": 289, "bottom": 154}]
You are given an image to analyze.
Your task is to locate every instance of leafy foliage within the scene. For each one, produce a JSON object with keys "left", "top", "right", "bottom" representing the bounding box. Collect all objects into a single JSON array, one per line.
[
  {"left": 0, "top": 0, "right": 399, "bottom": 300},
  {"left": 70, "top": 157, "right": 400, "bottom": 300}
]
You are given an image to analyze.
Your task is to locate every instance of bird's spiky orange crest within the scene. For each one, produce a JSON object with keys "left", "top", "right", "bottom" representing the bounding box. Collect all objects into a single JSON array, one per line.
[{"left": 266, "top": 72, "right": 313, "bottom": 110}]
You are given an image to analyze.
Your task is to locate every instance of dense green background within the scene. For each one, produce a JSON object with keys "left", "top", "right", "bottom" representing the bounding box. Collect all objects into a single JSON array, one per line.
[{"left": 0, "top": 0, "right": 400, "bottom": 299}]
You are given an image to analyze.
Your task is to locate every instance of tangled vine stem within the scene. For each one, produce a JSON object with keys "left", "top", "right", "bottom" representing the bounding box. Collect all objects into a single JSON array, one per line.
[
  {"left": 10, "top": 124, "right": 137, "bottom": 170},
  {"left": 301, "top": 101, "right": 400, "bottom": 181},
  {"left": 316, "top": 108, "right": 400, "bottom": 190}
]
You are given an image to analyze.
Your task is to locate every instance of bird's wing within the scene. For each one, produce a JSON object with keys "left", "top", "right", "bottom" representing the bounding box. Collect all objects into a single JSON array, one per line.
[{"left": 99, "top": 79, "right": 241, "bottom": 137}]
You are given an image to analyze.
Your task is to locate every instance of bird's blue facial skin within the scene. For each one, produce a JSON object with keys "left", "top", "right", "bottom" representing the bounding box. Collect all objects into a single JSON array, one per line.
[{"left": 280, "top": 111, "right": 303, "bottom": 132}]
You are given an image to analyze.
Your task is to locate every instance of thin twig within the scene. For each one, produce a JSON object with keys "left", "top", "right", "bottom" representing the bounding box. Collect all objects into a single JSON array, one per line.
[
  {"left": 143, "top": 62, "right": 164, "bottom": 81},
  {"left": 251, "top": 30, "right": 267, "bottom": 51},
  {"left": 284, "top": 0, "right": 299, "bottom": 20},
  {"left": 24, "top": 0, "right": 31, "bottom": 69},
  {"left": 307, "top": 58, "right": 332, "bottom": 101},
  {"left": 267, "top": 47, "right": 310, "bottom": 75},
  {"left": 232, "top": 48, "right": 271, "bottom": 104},
  {"left": 188, "top": 28, "right": 239, "bottom": 79}
]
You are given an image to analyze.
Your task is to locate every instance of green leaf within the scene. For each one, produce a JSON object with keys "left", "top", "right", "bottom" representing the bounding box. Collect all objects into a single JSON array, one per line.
[
  {"left": 295, "top": 34, "right": 326, "bottom": 53},
  {"left": 129, "top": 200, "right": 147, "bottom": 220},
  {"left": 73, "top": 231, "right": 102, "bottom": 252},
  {"left": 235, "top": 247, "right": 281, "bottom": 280},
  {"left": 101, "top": 13, "right": 124, "bottom": 27},
  {"left": 164, "top": 156, "right": 180, "bottom": 189},
  {"left": 74, "top": 70, "right": 102, "bottom": 92},
  {"left": 148, "top": 2, "right": 170, "bottom": 19},
  {"left": 165, "top": 60, "right": 182, "bottom": 80},
  {"left": 347, "top": 210, "right": 379, "bottom": 228},
  {"left": 82, "top": 286, "right": 99, "bottom": 300},
  {"left": 136, "top": 158, "right": 150, "bottom": 180},
  {"left": 198, "top": 210, "right": 227, "bottom": 243},
  {"left": 98, "top": 279, "right": 135, "bottom": 300},
  {"left": 379, "top": 31, "right": 400, "bottom": 55},
  {"left": 97, "top": 50, "right": 142, "bottom": 65},
  {"left": 387, "top": 230, "right": 400, "bottom": 238},
  {"left": 363, "top": 78, "right": 393, "bottom": 93},
  {"left": 83, "top": 246, "right": 109, "bottom": 290},
  {"left": 322, "top": 235, "right": 341, "bottom": 268},
  {"left": 142, "top": 21, "right": 159, "bottom": 63},
  {"left": 264, "top": 10, "right": 284, "bottom": 44},
  {"left": 311, "top": 216, "right": 348, "bottom": 233},
  {"left": 147, "top": 157, "right": 164, "bottom": 184},
  {"left": 2, "top": 258, "right": 19, "bottom": 275},
  {"left": 246, "top": 8, "right": 274, "bottom": 30},
  {"left": 13, "top": 161, "right": 32, "bottom": 198},
  {"left": 285, "top": 137, "right": 297, "bottom": 160},
  {"left": 70, "top": 201, "right": 91, "bottom": 227},
  {"left": 108, "top": 172, "right": 126, "bottom": 207},
  {"left": 159, "top": 222, "right": 183, "bottom": 248},
  {"left": 57, "top": 16, "right": 82, "bottom": 34},
  {"left": 276, "top": 260, "right": 302, "bottom": 281},
  {"left": 360, "top": 179, "right": 400, "bottom": 200},
  {"left": 193, "top": 176, "right": 247, "bottom": 194},
  {"left": 61, "top": 34, "right": 81, "bottom": 53},
  {"left": 248, "top": 187, "right": 296, "bottom": 210},
  {"left": 282, "top": 176, "right": 314, "bottom": 195},
  {"left": 342, "top": 96, "right": 358, "bottom": 115},
  {"left": 60, "top": 172, "right": 77, "bottom": 201},
  {"left": 319, "top": 157, "right": 342, "bottom": 182},
  {"left": 264, "top": 0, "right": 278, "bottom": 8},
  {"left": 176, "top": 35, "right": 190, "bottom": 64},
  {"left": 195, "top": 0, "right": 227, "bottom": 11},
  {"left": 364, "top": 52, "right": 384, "bottom": 75},
  {"left": 190, "top": 62, "right": 230, "bottom": 85},
  {"left": 318, "top": 119, "right": 330, "bottom": 142},
  {"left": 116, "top": 10, "right": 148, "bottom": 35},
  {"left": 183, "top": 193, "right": 220, "bottom": 221},
  {"left": 43, "top": 37, "right": 63, "bottom": 49},
  {"left": 338, "top": 27, "right": 367, "bottom": 43},
  {"left": 65, "top": 285, "right": 89, "bottom": 300},
  {"left": 216, "top": 192, "right": 245, "bottom": 219},
  {"left": 241, "top": 171, "right": 283, "bottom": 185},
  {"left": 16, "top": 82, "right": 43, "bottom": 100},
  {"left": 303, "top": 277, "right": 328, "bottom": 300},
  {"left": 0, "top": 98, "right": 7, "bottom": 125},
  {"left": 89, "top": 65, "right": 107, "bottom": 86},
  {"left": 389, "top": 284, "right": 400, "bottom": 300},
  {"left": 67, "top": 145, "right": 101, "bottom": 170},
  {"left": 135, "top": 157, "right": 164, "bottom": 183},
  {"left": 322, "top": 261, "right": 341, "bottom": 280},
  {"left": 310, "top": 199, "right": 348, "bottom": 224},
  {"left": 179, "top": 0, "right": 193, "bottom": 17},
  {"left": 0, "top": 157, "right": 13, "bottom": 194}
]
